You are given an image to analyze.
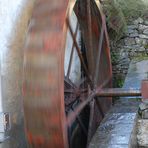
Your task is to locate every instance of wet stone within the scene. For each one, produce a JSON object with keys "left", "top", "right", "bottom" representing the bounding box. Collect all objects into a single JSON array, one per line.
[
  {"left": 89, "top": 58, "right": 148, "bottom": 148},
  {"left": 89, "top": 144, "right": 129, "bottom": 148},
  {"left": 109, "top": 134, "right": 130, "bottom": 145},
  {"left": 89, "top": 106, "right": 138, "bottom": 148}
]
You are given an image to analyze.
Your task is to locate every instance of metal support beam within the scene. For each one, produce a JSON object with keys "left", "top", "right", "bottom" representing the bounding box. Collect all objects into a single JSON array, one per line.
[{"left": 96, "top": 88, "right": 141, "bottom": 97}]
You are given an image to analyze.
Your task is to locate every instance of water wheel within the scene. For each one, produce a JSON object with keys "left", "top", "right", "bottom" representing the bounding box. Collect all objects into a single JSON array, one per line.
[{"left": 23, "top": 0, "right": 112, "bottom": 147}]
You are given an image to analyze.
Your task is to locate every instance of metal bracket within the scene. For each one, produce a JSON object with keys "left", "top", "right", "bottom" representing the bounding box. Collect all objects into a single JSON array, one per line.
[{"left": 141, "top": 80, "right": 148, "bottom": 102}]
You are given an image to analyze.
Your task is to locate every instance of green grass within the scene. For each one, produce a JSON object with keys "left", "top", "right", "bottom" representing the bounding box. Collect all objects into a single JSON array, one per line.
[
  {"left": 113, "top": 76, "right": 124, "bottom": 88},
  {"left": 103, "top": 0, "right": 148, "bottom": 40},
  {"left": 116, "top": 0, "right": 148, "bottom": 22},
  {"left": 111, "top": 52, "right": 119, "bottom": 64}
]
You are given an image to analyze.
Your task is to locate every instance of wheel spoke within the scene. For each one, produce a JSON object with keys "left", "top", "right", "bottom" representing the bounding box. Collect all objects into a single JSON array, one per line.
[
  {"left": 95, "top": 98, "right": 104, "bottom": 118},
  {"left": 87, "top": 0, "right": 95, "bottom": 76},
  {"left": 67, "top": 92, "right": 95, "bottom": 127},
  {"left": 66, "top": 18, "right": 93, "bottom": 88},
  {"left": 87, "top": 100, "right": 95, "bottom": 144},
  {"left": 71, "top": 107, "right": 88, "bottom": 136},
  {"left": 94, "top": 22, "right": 104, "bottom": 85},
  {"left": 77, "top": 77, "right": 87, "bottom": 87},
  {"left": 66, "top": 23, "right": 79, "bottom": 78},
  {"left": 64, "top": 77, "right": 77, "bottom": 89},
  {"left": 64, "top": 88, "right": 87, "bottom": 94},
  {"left": 66, "top": 74, "right": 111, "bottom": 127},
  {"left": 65, "top": 1, "right": 112, "bottom": 147}
]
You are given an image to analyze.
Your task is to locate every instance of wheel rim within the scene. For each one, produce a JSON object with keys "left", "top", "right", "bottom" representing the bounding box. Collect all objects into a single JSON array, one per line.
[{"left": 23, "top": 0, "right": 112, "bottom": 147}]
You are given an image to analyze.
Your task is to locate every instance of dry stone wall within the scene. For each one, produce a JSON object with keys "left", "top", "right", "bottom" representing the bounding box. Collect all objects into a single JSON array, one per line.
[{"left": 111, "top": 17, "right": 148, "bottom": 84}]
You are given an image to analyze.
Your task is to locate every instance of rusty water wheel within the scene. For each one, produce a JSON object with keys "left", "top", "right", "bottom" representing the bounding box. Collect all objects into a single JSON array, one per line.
[{"left": 23, "top": 0, "right": 112, "bottom": 148}]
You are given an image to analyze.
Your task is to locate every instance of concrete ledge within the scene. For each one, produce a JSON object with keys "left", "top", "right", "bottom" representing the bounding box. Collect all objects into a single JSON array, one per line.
[{"left": 89, "top": 99, "right": 139, "bottom": 148}]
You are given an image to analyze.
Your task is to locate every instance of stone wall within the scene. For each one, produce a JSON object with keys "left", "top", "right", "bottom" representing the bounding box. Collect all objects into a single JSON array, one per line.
[{"left": 111, "top": 17, "right": 148, "bottom": 86}]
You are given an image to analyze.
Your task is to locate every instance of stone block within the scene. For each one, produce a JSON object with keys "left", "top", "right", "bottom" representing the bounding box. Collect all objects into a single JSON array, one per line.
[
  {"left": 126, "top": 28, "right": 137, "bottom": 34},
  {"left": 144, "top": 21, "right": 148, "bottom": 25},
  {"left": 135, "top": 38, "right": 147, "bottom": 45},
  {"left": 143, "top": 28, "right": 148, "bottom": 35},
  {"left": 139, "top": 47, "right": 146, "bottom": 51},
  {"left": 127, "top": 25, "right": 138, "bottom": 30},
  {"left": 129, "top": 32, "right": 139, "bottom": 37},
  {"left": 133, "top": 17, "right": 144, "bottom": 25},
  {"left": 124, "top": 38, "right": 136, "bottom": 46},
  {"left": 139, "top": 34, "right": 148, "bottom": 39},
  {"left": 139, "top": 24, "right": 148, "bottom": 31}
]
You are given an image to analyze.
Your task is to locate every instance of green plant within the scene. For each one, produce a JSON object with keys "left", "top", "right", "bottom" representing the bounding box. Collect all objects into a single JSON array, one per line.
[
  {"left": 111, "top": 52, "right": 119, "bottom": 64},
  {"left": 102, "top": 0, "right": 148, "bottom": 40},
  {"left": 104, "top": 0, "right": 127, "bottom": 40},
  {"left": 117, "top": 0, "right": 148, "bottom": 22},
  {"left": 113, "top": 76, "right": 124, "bottom": 88},
  {"left": 144, "top": 44, "right": 148, "bottom": 49}
]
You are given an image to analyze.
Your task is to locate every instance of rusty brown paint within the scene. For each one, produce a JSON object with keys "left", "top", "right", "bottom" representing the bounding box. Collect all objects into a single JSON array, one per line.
[
  {"left": 23, "top": 0, "right": 112, "bottom": 147},
  {"left": 141, "top": 80, "right": 148, "bottom": 101},
  {"left": 23, "top": 0, "right": 68, "bottom": 147},
  {"left": 66, "top": 75, "right": 112, "bottom": 127},
  {"left": 73, "top": 0, "right": 112, "bottom": 142},
  {"left": 96, "top": 88, "right": 141, "bottom": 97}
]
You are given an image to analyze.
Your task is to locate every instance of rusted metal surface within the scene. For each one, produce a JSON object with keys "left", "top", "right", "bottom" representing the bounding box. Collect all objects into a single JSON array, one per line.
[
  {"left": 94, "top": 22, "right": 104, "bottom": 85},
  {"left": 66, "top": 86, "right": 141, "bottom": 128},
  {"left": 96, "top": 88, "right": 141, "bottom": 97},
  {"left": 73, "top": 0, "right": 112, "bottom": 143},
  {"left": 2, "top": 0, "right": 148, "bottom": 147},
  {"left": 141, "top": 80, "right": 148, "bottom": 100},
  {"left": 64, "top": 1, "right": 113, "bottom": 146},
  {"left": 87, "top": 100, "right": 95, "bottom": 145},
  {"left": 66, "top": 75, "right": 111, "bottom": 128},
  {"left": 23, "top": 0, "right": 112, "bottom": 147},
  {"left": 23, "top": 0, "right": 68, "bottom": 147},
  {"left": 86, "top": 0, "right": 95, "bottom": 77}
]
